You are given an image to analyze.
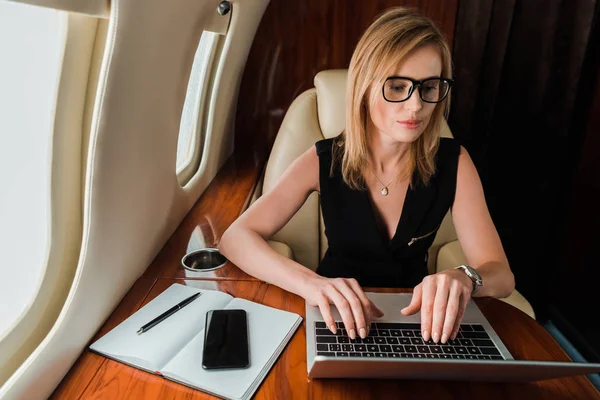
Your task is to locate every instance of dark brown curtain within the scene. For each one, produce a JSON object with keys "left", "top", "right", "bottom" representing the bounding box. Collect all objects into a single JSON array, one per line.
[{"left": 450, "top": 0, "right": 599, "bottom": 360}]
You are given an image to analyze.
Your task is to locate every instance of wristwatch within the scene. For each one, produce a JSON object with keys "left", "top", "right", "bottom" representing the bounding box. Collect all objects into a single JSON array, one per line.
[{"left": 454, "top": 265, "right": 483, "bottom": 294}]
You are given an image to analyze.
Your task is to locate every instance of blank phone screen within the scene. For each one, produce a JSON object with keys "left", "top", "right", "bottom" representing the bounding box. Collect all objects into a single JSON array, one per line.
[{"left": 202, "top": 309, "right": 249, "bottom": 369}]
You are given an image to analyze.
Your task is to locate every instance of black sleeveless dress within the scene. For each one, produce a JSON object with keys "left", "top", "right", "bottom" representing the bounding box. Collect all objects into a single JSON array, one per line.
[{"left": 315, "top": 137, "right": 461, "bottom": 288}]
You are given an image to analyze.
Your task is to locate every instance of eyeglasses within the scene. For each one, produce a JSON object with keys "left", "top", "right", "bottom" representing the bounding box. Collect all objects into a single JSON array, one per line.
[{"left": 382, "top": 76, "right": 453, "bottom": 103}]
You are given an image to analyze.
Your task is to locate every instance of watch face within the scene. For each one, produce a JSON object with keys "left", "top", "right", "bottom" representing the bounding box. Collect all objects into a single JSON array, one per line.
[
  {"left": 466, "top": 265, "right": 482, "bottom": 281},
  {"left": 456, "top": 265, "right": 483, "bottom": 290}
]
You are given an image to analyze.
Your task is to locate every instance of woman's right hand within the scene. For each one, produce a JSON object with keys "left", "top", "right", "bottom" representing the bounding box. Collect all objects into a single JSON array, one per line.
[{"left": 300, "top": 276, "right": 384, "bottom": 340}]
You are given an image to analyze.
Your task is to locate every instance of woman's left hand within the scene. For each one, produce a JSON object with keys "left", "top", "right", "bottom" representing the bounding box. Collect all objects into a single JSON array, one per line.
[{"left": 400, "top": 269, "right": 473, "bottom": 344}]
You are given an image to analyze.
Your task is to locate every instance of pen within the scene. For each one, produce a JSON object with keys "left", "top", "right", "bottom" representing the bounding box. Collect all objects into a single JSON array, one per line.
[{"left": 137, "top": 292, "right": 202, "bottom": 334}]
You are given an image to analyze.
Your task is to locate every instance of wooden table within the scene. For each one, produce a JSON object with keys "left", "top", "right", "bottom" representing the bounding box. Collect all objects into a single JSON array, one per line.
[{"left": 52, "top": 277, "right": 600, "bottom": 399}]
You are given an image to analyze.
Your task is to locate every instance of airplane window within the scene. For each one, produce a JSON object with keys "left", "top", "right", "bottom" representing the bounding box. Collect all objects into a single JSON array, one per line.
[
  {"left": 176, "top": 31, "right": 219, "bottom": 185},
  {"left": 0, "top": 2, "right": 64, "bottom": 335}
]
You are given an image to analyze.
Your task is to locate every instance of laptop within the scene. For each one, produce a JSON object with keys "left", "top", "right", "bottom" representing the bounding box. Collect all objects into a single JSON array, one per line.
[{"left": 306, "top": 292, "right": 600, "bottom": 381}]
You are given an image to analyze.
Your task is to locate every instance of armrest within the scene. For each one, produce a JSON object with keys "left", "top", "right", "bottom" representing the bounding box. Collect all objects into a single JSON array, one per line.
[
  {"left": 268, "top": 240, "right": 294, "bottom": 260},
  {"left": 437, "top": 240, "right": 536, "bottom": 319}
]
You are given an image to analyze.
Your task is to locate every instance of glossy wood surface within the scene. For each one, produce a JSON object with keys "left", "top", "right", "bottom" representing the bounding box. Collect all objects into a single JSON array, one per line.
[
  {"left": 140, "top": 155, "right": 262, "bottom": 282},
  {"left": 54, "top": 283, "right": 599, "bottom": 399},
  {"left": 51, "top": 279, "right": 265, "bottom": 399}
]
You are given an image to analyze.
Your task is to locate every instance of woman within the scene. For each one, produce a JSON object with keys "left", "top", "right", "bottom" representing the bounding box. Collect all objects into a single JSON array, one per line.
[{"left": 219, "top": 7, "right": 514, "bottom": 346}]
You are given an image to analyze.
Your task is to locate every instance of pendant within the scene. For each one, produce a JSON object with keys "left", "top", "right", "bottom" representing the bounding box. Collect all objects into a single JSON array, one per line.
[{"left": 381, "top": 187, "right": 388, "bottom": 196}]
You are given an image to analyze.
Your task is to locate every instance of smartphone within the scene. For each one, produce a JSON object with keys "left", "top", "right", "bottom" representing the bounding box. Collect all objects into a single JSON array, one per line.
[{"left": 202, "top": 309, "right": 250, "bottom": 369}]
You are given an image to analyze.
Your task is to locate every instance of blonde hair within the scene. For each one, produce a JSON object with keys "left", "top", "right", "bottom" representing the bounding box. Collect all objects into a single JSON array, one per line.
[{"left": 332, "top": 7, "right": 453, "bottom": 189}]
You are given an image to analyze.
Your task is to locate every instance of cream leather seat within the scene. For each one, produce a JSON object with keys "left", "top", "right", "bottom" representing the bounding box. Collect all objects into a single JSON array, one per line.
[{"left": 258, "top": 69, "right": 535, "bottom": 319}]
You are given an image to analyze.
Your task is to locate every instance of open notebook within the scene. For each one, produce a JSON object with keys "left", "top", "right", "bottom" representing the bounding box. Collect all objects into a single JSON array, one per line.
[{"left": 89, "top": 283, "right": 302, "bottom": 400}]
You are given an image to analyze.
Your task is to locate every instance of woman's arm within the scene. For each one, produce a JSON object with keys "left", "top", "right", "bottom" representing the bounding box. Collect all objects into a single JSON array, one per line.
[
  {"left": 402, "top": 145, "right": 515, "bottom": 344},
  {"left": 218, "top": 146, "right": 321, "bottom": 296},
  {"left": 451, "top": 145, "right": 515, "bottom": 298}
]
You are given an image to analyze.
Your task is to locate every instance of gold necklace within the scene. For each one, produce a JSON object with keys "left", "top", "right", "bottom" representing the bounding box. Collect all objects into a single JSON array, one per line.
[{"left": 368, "top": 165, "right": 403, "bottom": 196}]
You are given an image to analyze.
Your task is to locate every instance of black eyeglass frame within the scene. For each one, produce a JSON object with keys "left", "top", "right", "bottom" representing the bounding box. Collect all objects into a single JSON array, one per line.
[{"left": 382, "top": 76, "right": 454, "bottom": 103}]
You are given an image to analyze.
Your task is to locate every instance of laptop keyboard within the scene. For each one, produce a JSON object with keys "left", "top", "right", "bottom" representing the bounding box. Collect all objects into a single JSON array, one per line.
[{"left": 315, "top": 322, "right": 505, "bottom": 360}]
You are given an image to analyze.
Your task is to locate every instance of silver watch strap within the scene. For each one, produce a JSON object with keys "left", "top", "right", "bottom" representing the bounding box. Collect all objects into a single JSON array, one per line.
[{"left": 454, "top": 265, "right": 482, "bottom": 294}]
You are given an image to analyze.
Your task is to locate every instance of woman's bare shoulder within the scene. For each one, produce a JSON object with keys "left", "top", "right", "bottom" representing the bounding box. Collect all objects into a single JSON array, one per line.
[
  {"left": 296, "top": 145, "right": 320, "bottom": 193},
  {"left": 273, "top": 144, "right": 320, "bottom": 195}
]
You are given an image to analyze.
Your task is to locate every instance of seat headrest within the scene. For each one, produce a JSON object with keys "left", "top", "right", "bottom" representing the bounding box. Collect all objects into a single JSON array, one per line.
[{"left": 314, "top": 69, "right": 348, "bottom": 138}]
